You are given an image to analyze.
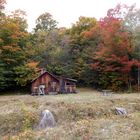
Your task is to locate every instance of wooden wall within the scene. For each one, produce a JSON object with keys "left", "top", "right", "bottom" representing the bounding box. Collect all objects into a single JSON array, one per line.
[
  {"left": 31, "top": 73, "right": 77, "bottom": 94},
  {"left": 31, "top": 73, "right": 59, "bottom": 94}
]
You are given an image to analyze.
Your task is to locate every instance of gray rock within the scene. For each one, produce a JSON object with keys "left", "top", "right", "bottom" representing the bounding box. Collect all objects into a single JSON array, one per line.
[
  {"left": 115, "top": 107, "right": 127, "bottom": 116},
  {"left": 39, "top": 110, "right": 56, "bottom": 130}
]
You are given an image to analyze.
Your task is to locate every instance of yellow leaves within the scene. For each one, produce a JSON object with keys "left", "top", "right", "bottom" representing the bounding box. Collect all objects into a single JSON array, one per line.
[
  {"left": 26, "top": 61, "right": 39, "bottom": 69},
  {"left": 76, "top": 58, "right": 84, "bottom": 64},
  {"left": 0, "top": 38, "right": 3, "bottom": 43},
  {"left": 2, "top": 46, "right": 12, "bottom": 50},
  {"left": 14, "top": 62, "right": 39, "bottom": 86},
  {"left": 2, "top": 45, "right": 21, "bottom": 52},
  {"left": 1, "top": 16, "right": 28, "bottom": 41}
]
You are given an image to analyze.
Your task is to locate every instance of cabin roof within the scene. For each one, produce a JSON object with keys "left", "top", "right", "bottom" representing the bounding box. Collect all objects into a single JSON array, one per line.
[
  {"left": 64, "top": 78, "right": 77, "bottom": 82},
  {"left": 31, "top": 71, "right": 59, "bottom": 83},
  {"left": 31, "top": 71, "right": 77, "bottom": 83},
  {"left": 55, "top": 76, "right": 77, "bottom": 82}
]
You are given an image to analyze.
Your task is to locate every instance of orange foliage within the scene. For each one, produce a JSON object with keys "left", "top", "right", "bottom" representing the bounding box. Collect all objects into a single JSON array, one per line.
[
  {"left": 2, "top": 46, "right": 21, "bottom": 52},
  {"left": 26, "top": 61, "right": 39, "bottom": 69}
]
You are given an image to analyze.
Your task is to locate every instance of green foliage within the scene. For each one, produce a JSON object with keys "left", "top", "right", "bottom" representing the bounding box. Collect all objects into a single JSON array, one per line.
[
  {"left": 0, "top": 61, "right": 7, "bottom": 90},
  {"left": 65, "top": 17, "right": 98, "bottom": 86},
  {"left": 0, "top": 6, "right": 39, "bottom": 91},
  {"left": 0, "top": 2, "right": 140, "bottom": 92},
  {"left": 98, "top": 72, "right": 124, "bottom": 91},
  {"left": 34, "top": 12, "right": 57, "bottom": 32},
  {"left": 14, "top": 62, "right": 38, "bottom": 86}
]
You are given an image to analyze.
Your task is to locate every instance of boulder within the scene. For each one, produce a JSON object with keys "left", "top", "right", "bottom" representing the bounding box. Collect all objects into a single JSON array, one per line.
[
  {"left": 39, "top": 110, "right": 56, "bottom": 130},
  {"left": 115, "top": 107, "right": 127, "bottom": 116}
]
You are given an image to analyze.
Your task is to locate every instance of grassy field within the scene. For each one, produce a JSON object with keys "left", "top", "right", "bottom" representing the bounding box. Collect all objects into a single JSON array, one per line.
[{"left": 0, "top": 88, "right": 140, "bottom": 140}]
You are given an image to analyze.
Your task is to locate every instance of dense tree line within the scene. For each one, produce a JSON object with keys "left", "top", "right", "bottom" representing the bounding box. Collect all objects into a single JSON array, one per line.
[{"left": 0, "top": 1, "right": 140, "bottom": 92}]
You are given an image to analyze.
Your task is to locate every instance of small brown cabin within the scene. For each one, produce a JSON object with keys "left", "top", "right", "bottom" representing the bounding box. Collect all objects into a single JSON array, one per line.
[{"left": 31, "top": 71, "right": 77, "bottom": 95}]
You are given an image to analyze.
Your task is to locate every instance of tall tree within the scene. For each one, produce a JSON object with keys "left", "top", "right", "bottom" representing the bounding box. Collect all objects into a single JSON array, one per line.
[
  {"left": 107, "top": 4, "right": 140, "bottom": 90},
  {"left": 0, "top": 9, "right": 39, "bottom": 90},
  {"left": 67, "top": 16, "right": 98, "bottom": 85},
  {"left": 107, "top": 4, "right": 140, "bottom": 32},
  {"left": 85, "top": 15, "right": 139, "bottom": 90},
  {"left": 33, "top": 13, "right": 69, "bottom": 76},
  {"left": 34, "top": 12, "right": 57, "bottom": 32}
]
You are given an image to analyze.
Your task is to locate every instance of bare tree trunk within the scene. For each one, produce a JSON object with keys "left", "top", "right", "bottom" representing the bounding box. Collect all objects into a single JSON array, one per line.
[
  {"left": 138, "top": 44, "right": 140, "bottom": 91},
  {"left": 138, "top": 65, "right": 140, "bottom": 91},
  {"left": 128, "top": 74, "right": 132, "bottom": 92}
]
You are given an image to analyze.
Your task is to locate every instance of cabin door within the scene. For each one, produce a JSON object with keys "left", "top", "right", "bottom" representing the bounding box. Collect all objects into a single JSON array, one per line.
[
  {"left": 60, "top": 80, "right": 65, "bottom": 93},
  {"left": 48, "top": 82, "right": 57, "bottom": 92}
]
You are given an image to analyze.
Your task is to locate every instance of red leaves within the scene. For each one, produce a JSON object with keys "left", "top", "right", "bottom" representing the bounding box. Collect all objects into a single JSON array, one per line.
[
  {"left": 91, "top": 62, "right": 100, "bottom": 69},
  {"left": 84, "top": 31, "right": 93, "bottom": 38},
  {"left": 85, "top": 10, "right": 139, "bottom": 89},
  {"left": 121, "top": 59, "right": 139, "bottom": 73}
]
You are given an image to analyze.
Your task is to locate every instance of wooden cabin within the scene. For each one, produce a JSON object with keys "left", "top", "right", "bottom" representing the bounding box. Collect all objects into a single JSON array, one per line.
[{"left": 31, "top": 71, "right": 77, "bottom": 95}]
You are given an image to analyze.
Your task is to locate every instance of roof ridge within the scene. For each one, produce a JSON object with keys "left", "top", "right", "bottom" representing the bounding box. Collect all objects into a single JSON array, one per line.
[
  {"left": 31, "top": 71, "right": 59, "bottom": 82},
  {"left": 31, "top": 70, "right": 77, "bottom": 83}
]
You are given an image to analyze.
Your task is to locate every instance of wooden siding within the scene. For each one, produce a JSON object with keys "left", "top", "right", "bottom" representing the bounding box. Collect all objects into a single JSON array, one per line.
[
  {"left": 31, "top": 73, "right": 59, "bottom": 94},
  {"left": 31, "top": 72, "right": 77, "bottom": 94}
]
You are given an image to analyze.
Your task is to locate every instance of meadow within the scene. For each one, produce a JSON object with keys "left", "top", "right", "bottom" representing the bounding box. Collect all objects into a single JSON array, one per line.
[{"left": 0, "top": 88, "right": 140, "bottom": 140}]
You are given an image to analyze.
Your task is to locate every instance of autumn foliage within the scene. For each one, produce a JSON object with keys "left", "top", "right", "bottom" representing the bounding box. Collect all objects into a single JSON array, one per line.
[
  {"left": 0, "top": 2, "right": 140, "bottom": 92},
  {"left": 84, "top": 15, "right": 140, "bottom": 90}
]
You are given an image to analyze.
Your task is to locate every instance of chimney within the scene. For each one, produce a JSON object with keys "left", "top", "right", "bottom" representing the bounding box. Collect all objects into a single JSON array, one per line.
[{"left": 40, "top": 68, "right": 46, "bottom": 74}]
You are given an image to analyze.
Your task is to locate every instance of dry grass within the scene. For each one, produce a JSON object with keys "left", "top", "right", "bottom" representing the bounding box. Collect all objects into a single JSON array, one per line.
[{"left": 0, "top": 88, "right": 140, "bottom": 140}]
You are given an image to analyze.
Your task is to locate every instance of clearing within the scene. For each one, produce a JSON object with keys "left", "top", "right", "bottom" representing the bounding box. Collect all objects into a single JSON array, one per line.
[{"left": 0, "top": 88, "right": 140, "bottom": 140}]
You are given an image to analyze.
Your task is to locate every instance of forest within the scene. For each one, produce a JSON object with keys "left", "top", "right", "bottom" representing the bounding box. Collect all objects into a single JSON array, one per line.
[{"left": 0, "top": 0, "right": 140, "bottom": 92}]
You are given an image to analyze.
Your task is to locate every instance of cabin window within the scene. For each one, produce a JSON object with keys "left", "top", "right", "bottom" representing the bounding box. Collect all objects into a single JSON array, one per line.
[
  {"left": 66, "top": 82, "right": 71, "bottom": 85},
  {"left": 51, "top": 82, "right": 56, "bottom": 87}
]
